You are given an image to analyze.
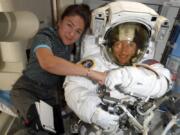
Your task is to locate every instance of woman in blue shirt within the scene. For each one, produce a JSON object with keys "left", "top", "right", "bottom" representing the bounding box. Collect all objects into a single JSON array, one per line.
[{"left": 11, "top": 4, "right": 106, "bottom": 135}]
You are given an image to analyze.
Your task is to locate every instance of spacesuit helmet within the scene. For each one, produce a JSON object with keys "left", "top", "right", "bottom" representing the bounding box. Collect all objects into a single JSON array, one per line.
[{"left": 104, "top": 22, "right": 150, "bottom": 66}]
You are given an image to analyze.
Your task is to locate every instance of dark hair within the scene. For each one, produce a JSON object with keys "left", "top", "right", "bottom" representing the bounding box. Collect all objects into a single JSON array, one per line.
[{"left": 61, "top": 4, "right": 91, "bottom": 33}]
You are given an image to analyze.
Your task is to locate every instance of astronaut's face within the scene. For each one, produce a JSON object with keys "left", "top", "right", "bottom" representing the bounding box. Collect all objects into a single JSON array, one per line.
[{"left": 112, "top": 40, "right": 137, "bottom": 65}]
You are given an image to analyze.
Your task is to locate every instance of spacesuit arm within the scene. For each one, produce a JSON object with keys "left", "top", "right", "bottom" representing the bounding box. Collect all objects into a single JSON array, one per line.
[
  {"left": 105, "top": 62, "right": 172, "bottom": 99},
  {"left": 64, "top": 76, "right": 102, "bottom": 123}
]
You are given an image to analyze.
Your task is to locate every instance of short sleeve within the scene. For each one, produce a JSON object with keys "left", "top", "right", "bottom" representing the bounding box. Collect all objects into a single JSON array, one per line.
[{"left": 31, "top": 34, "right": 52, "bottom": 54}]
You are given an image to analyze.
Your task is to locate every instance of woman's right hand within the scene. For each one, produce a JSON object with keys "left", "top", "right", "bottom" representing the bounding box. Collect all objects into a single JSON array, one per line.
[{"left": 88, "top": 70, "right": 107, "bottom": 85}]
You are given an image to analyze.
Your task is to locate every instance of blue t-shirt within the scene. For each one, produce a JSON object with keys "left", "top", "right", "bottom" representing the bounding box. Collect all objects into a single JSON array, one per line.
[{"left": 23, "top": 27, "right": 73, "bottom": 87}]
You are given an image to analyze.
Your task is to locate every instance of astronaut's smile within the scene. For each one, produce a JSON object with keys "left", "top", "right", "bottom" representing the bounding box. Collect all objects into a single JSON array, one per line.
[{"left": 112, "top": 40, "right": 137, "bottom": 65}]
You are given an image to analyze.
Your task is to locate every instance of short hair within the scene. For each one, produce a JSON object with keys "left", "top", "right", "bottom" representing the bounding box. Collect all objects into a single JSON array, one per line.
[{"left": 61, "top": 4, "right": 91, "bottom": 33}]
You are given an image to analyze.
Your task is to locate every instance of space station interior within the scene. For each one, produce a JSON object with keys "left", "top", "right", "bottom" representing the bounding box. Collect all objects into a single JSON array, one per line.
[{"left": 0, "top": 0, "right": 180, "bottom": 135}]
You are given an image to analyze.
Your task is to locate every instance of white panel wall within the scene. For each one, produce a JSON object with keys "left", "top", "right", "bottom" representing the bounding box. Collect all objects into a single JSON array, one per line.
[
  {"left": 0, "top": 0, "right": 52, "bottom": 28},
  {"left": 83, "top": 0, "right": 169, "bottom": 10},
  {"left": 0, "top": 0, "right": 52, "bottom": 90}
]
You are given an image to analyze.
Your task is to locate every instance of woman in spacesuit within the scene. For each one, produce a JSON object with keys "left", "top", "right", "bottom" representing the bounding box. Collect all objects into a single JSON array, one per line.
[
  {"left": 64, "top": 22, "right": 172, "bottom": 134},
  {"left": 64, "top": 1, "right": 172, "bottom": 134}
]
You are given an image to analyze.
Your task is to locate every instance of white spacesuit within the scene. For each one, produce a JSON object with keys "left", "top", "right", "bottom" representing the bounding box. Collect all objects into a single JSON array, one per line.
[{"left": 64, "top": 1, "right": 172, "bottom": 134}]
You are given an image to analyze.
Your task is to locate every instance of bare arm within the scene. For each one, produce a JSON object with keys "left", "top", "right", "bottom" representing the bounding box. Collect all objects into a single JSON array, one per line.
[{"left": 36, "top": 48, "right": 106, "bottom": 84}]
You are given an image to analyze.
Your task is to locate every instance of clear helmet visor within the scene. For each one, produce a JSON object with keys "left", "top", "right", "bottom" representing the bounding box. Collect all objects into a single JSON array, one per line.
[{"left": 104, "top": 22, "right": 150, "bottom": 66}]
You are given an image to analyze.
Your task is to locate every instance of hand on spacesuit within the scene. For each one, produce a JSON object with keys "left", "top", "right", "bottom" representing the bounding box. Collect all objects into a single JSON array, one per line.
[
  {"left": 91, "top": 107, "right": 119, "bottom": 132},
  {"left": 105, "top": 65, "right": 171, "bottom": 99}
]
